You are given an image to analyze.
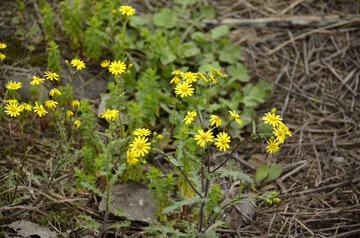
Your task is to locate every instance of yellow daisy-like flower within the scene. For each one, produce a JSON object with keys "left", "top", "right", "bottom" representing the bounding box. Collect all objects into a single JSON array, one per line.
[
  {"left": 215, "top": 132, "right": 231, "bottom": 152},
  {"left": 33, "top": 102, "right": 48, "bottom": 117},
  {"left": 174, "top": 82, "right": 194, "bottom": 98},
  {"left": 70, "top": 59, "right": 85, "bottom": 70},
  {"left": 127, "top": 149, "right": 139, "bottom": 166},
  {"left": 30, "top": 76, "right": 45, "bottom": 85},
  {"left": 22, "top": 103, "right": 32, "bottom": 111},
  {"left": 209, "top": 115, "right": 221, "bottom": 127},
  {"left": 67, "top": 111, "right": 74, "bottom": 117},
  {"left": 44, "top": 72, "right": 59, "bottom": 81},
  {"left": 194, "top": 129, "right": 214, "bottom": 147},
  {"left": 108, "top": 60, "right": 126, "bottom": 75},
  {"left": 74, "top": 120, "right": 81, "bottom": 128},
  {"left": 133, "top": 128, "right": 151, "bottom": 137},
  {"left": 172, "top": 70, "right": 182, "bottom": 75},
  {"left": 262, "top": 111, "right": 283, "bottom": 127},
  {"left": 181, "top": 72, "right": 198, "bottom": 84},
  {"left": 130, "top": 136, "right": 151, "bottom": 157},
  {"left": 273, "top": 127, "right": 286, "bottom": 144},
  {"left": 0, "top": 53, "right": 6, "bottom": 61},
  {"left": 229, "top": 110, "right": 242, "bottom": 125},
  {"left": 49, "top": 88, "right": 61, "bottom": 97},
  {"left": 100, "top": 59, "right": 110, "bottom": 68},
  {"left": 266, "top": 138, "right": 280, "bottom": 154},
  {"left": 44, "top": 100, "right": 58, "bottom": 109},
  {"left": 183, "top": 110, "right": 197, "bottom": 125},
  {"left": 4, "top": 101, "right": 23, "bottom": 117},
  {"left": 6, "top": 81, "right": 22, "bottom": 90},
  {"left": 0, "top": 42, "right": 7, "bottom": 49},
  {"left": 4, "top": 99, "right": 18, "bottom": 104},
  {"left": 119, "top": 5, "right": 136, "bottom": 16},
  {"left": 197, "top": 72, "right": 208, "bottom": 82},
  {"left": 170, "top": 76, "right": 180, "bottom": 85},
  {"left": 72, "top": 100, "right": 80, "bottom": 107},
  {"left": 100, "top": 109, "right": 119, "bottom": 121}
]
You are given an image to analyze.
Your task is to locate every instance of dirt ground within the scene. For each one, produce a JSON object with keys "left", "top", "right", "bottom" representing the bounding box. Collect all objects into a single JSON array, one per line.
[{"left": 1, "top": 0, "right": 360, "bottom": 237}]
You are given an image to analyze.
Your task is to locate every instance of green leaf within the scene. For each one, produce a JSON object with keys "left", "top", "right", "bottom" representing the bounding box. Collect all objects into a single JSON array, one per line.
[
  {"left": 210, "top": 25, "right": 230, "bottom": 39},
  {"left": 263, "top": 164, "right": 283, "bottom": 184},
  {"left": 227, "top": 63, "right": 250, "bottom": 82},
  {"left": 161, "top": 48, "right": 176, "bottom": 65},
  {"left": 200, "top": 6, "right": 215, "bottom": 19},
  {"left": 219, "top": 42, "right": 242, "bottom": 64},
  {"left": 110, "top": 208, "right": 126, "bottom": 217},
  {"left": 78, "top": 215, "right": 101, "bottom": 229},
  {"left": 255, "top": 165, "right": 268, "bottom": 185},
  {"left": 162, "top": 196, "right": 206, "bottom": 214},
  {"left": 191, "top": 31, "right": 207, "bottom": 43},
  {"left": 174, "top": 0, "right": 197, "bottom": 5},
  {"left": 218, "top": 170, "right": 254, "bottom": 184},
  {"left": 153, "top": 8, "right": 177, "bottom": 29}
]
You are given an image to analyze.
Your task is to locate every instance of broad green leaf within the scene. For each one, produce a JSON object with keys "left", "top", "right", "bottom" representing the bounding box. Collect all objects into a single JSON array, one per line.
[
  {"left": 255, "top": 164, "right": 268, "bottom": 185},
  {"left": 210, "top": 25, "right": 230, "bottom": 39},
  {"left": 263, "top": 164, "right": 283, "bottom": 184},
  {"left": 191, "top": 31, "right": 207, "bottom": 43},
  {"left": 153, "top": 8, "right": 177, "bottom": 29},
  {"left": 219, "top": 42, "right": 242, "bottom": 64},
  {"left": 227, "top": 63, "right": 250, "bottom": 82},
  {"left": 174, "top": 0, "right": 197, "bottom": 5},
  {"left": 200, "top": 6, "right": 215, "bottom": 19},
  {"left": 161, "top": 48, "right": 176, "bottom": 65}
]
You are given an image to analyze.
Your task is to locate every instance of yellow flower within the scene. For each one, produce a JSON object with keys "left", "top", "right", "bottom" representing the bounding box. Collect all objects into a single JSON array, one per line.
[
  {"left": 112, "top": 9, "right": 117, "bottom": 14},
  {"left": 4, "top": 101, "right": 22, "bottom": 117},
  {"left": 130, "top": 136, "right": 151, "bottom": 157},
  {"left": 0, "top": 42, "right": 7, "bottom": 49},
  {"left": 100, "top": 59, "right": 110, "bottom": 68},
  {"left": 209, "top": 73, "right": 217, "bottom": 84},
  {"left": 33, "top": 102, "right": 48, "bottom": 117},
  {"left": 197, "top": 72, "right": 208, "bottom": 82},
  {"left": 44, "top": 72, "right": 59, "bottom": 81},
  {"left": 181, "top": 72, "right": 198, "bottom": 84},
  {"left": 209, "top": 115, "right": 221, "bottom": 127},
  {"left": 209, "top": 66, "right": 223, "bottom": 77},
  {"left": 273, "top": 127, "right": 286, "bottom": 144},
  {"left": 30, "top": 76, "right": 45, "bottom": 85},
  {"left": 194, "top": 129, "right": 214, "bottom": 147},
  {"left": 174, "top": 82, "right": 194, "bottom": 98},
  {"left": 67, "top": 111, "right": 74, "bottom": 117},
  {"left": 262, "top": 111, "right": 283, "bottom": 127},
  {"left": 183, "top": 110, "right": 197, "bottom": 125},
  {"left": 215, "top": 132, "right": 231, "bottom": 152},
  {"left": 127, "top": 149, "right": 139, "bottom": 165},
  {"left": 119, "top": 5, "right": 136, "bottom": 16},
  {"left": 72, "top": 100, "right": 80, "bottom": 107},
  {"left": 44, "top": 100, "right": 58, "bottom": 109},
  {"left": 170, "top": 76, "right": 180, "bottom": 85},
  {"left": 4, "top": 99, "right": 18, "bottom": 104},
  {"left": 108, "top": 60, "right": 126, "bottom": 75},
  {"left": 49, "top": 88, "right": 61, "bottom": 97},
  {"left": 6, "top": 81, "right": 22, "bottom": 90},
  {"left": 0, "top": 53, "right": 5, "bottom": 61},
  {"left": 133, "top": 128, "right": 151, "bottom": 137},
  {"left": 266, "top": 138, "right": 280, "bottom": 154},
  {"left": 74, "top": 120, "right": 81, "bottom": 128},
  {"left": 172, "top": 70, "right": 182, "bottom": 75},
  {"left": 71, "top": 59, "right": 85, "bottom": 70},
  {"left": 100, "top": 109, "right": 119, "bottom": 121},
  {"left": 22, "top": 103, "right": 32, "bottom": 111},
  {"left": 156, "top": 135, "right": 163, "bottom": 140},
  {"left": 229, "top": 110, "right": 242, "bottom": 125}
]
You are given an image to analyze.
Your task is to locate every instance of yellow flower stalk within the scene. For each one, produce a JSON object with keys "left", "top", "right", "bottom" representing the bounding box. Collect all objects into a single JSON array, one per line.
[
  {"left": 119, "top": 5, "right": 136, "bottom": 16},
  {"left": 6, "top": 81, "right": 22, "bottom": 90},
  {"left": 44, "top": 72, "right": 59, "bottom": 81},
  {"left": 194, "top": 129, "right": 214, "bottom": 147},
  {"left": 183, "top": 110, "right": 197, "bottom": 125},
  {"left": 130, "top": 136, "right": 151, "bottom": 157},
  {"left": 215, "top": 132, "right": 231, "bottom": 152},
  {"left": 70, "top": 59, "right": 85, "bottom": 70},
  {"left": 108, "top": 60, "right": 126, "bottom": 75},
  {"left": 209, "top": 115, "right": 221, "bottom": 127},
  {"left": 174, "top": 82, "right": 194, "bottom": 98},
  {"left": 133, "top": 128, "right": 151, "bottom": 137},
  {"left": 197, "top": 72, "right": 208, "bottom": 82}
]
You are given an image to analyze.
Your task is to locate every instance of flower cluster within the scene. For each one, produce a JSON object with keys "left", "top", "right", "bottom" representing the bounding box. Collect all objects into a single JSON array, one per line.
[
  {"left": 0, "top": 42, "right": 7, "bottom": 61},
  {"left": 262, "top": 108, "right": 292, "bottom": 154}
]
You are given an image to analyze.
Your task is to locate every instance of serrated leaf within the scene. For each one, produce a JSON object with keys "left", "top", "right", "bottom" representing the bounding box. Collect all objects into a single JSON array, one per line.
[
  {"left": 210, "top": 25, "right": 230, "bottom": 39},
  {"left": 78, "top": 215, "right": 101, "bottom": 229},
  {"left": 153, "top": 8, "right": 177, "bottom": 29},
  {"left": 255, "top": 164, "right": 268, "bottom": 185},
  {"left": 263, "top": 164, "right": 283, "bottom": 184},
  {"left": 218, "top": 170, "right": 254, "bottom": 184},
  {"left": 162, "top": 197, "right": 206, "bottom": 214},
  {"left": 227, "top": 63, "right": 250, "bottom": 82}
]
